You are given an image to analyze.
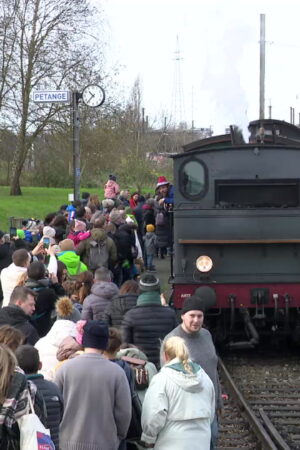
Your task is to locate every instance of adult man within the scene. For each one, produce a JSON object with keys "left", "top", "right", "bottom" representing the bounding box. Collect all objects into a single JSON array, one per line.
[
  {"left": 122, "top": 273, "right": 177, "bottom": 368},
  {"left": 0, "top": 286, "right": 39, "bottom": 345},
  {"left": 0, "top": 248, "right": 31, "bottom": 307},
  {"left": 55, "top": 320, "right": 131, "bottom": 450},
  {"left": 162, "top": 295, "right": 223, "bottom": 449},
  {"left": 76, "top": 217, "right": 117, "bottom": 271},
  {"left": 81, "top": 266, "right": 119, "bottom": 321}
]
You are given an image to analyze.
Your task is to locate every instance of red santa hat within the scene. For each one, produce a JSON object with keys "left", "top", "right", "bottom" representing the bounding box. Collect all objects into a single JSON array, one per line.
[{"left": 156, "top": 176, "right": 170, "bottom": 188}]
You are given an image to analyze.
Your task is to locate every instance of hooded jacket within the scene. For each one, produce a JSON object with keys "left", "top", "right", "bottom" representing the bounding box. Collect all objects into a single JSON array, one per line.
[
  {"left": 104, "top": 293, "right": 138, "bottom": 327},
  {"left": 143, "top": 231, "right": 157, "bottom": 255},
  {"left": 0, "top": 304, "right": 40, "bottom": 345},
  {"left": 25, "top": 278, "right": 58, "bottom": 337},
  {"left": 35, "top": 319, "right": 77, "bottom": 381},
  {"left": 114, "top": 224, "right": 136, "bottom": 262},
  {"left": 76, "top": 228, "right": 117, "bottom": 269},
  {"left": 104, "top": 179, "right": 120, "bottom": 199},
  {"left": 0, "top": 263, "right": 28, "bottom": 307},
  {"left": 141, "top": 358, "right": 215, "bottom": 450},
  {"left": 81, "top": 281, "right": 119, "bottom": 321},
  {"left": 57, "top": 250, "right": 87, "bottom": 276}
]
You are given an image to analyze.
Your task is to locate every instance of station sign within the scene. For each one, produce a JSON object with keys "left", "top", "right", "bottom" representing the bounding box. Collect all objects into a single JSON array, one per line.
[{"left": 32, "top": 90, "right": 70, "bottom": 103}]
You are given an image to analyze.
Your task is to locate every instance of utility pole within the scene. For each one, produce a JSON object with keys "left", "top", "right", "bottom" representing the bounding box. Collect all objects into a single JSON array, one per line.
[
  {"left": 259, "top": 14, "right": 265, "bottom": 120},
  {"left": 72, "top": 91, "right": 81, "bottom": 201}
]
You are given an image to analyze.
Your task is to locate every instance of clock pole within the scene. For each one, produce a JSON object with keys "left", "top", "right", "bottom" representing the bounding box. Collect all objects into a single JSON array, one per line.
[{"left": 72, "top": 91, "right": 82, "bottom": 201}]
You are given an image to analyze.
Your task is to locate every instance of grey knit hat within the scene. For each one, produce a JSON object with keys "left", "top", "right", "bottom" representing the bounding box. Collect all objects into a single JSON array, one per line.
[{"left": 139, "top": 273, "right": 160, "bottom": 292}]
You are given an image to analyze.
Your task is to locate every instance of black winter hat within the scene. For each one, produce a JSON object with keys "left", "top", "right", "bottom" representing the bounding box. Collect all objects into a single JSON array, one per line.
[
  {"left": 109, "top": 174, "right": 116, "bottom": 181},
  {"left": 139, "top": 273, "right": 160, "bottom": 292},
  {"left": 181, "top": 295, "right": 205, "bottom": 315},
  {"left": 82, "top": 320, "right": 109, "bottom": 350}
]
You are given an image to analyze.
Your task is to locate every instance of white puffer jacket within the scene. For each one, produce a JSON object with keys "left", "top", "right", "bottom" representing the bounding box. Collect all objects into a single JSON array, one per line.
[
  {"left": 141, "top": 358, "right": 215, "bottom": 450},
  {"left": 0, "top": 263, "right": 28, "bottom": 307},
  {"left": 35, "top": 320, "right": 76, "bottom": 381}
]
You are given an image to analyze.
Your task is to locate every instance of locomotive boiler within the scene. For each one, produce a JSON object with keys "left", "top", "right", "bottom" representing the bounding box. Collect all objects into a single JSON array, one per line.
[{"left": 171, "top": 119, "right": 300, "bottom": 348}]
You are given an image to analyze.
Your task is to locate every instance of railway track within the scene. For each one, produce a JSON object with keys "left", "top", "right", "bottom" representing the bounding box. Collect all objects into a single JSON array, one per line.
[{"left": 217, "top": 351, "right": 300, "bottom": 449}]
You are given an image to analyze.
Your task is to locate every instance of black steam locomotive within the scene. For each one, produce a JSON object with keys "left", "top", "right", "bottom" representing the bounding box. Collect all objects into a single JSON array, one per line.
[{"left": 171, "top": 119, "right": 300, "bottom": 348}]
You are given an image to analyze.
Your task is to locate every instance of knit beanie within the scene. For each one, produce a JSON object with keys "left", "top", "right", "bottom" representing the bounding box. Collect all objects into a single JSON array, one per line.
[
  {"left": 56, "top": 297, "right": 81, "bottom": 323},
  {"left": 74, "top": 220, "right": 86, "bottom": 233},
  {"left": 146, "top": 224, "right": 155, "bottom": 232},
  {"left": 43, "top": 226, "right": 56, "bottom": 238},
  {"left": 181, "top": 295, "right": 205, "bottom": 315},
  {"left": 139, "top": 273, "right": 160, "bottom": 292},
  {"left": 82, "top": 320, "right": 109, "bottom": 350},
  {"left": 59, "top": 239, "right": 75, "bottom": 252}
]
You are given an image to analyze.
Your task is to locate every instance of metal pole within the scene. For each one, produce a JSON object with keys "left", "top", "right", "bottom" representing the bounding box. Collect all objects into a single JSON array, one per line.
[
  {"left": 142, "top": 107, "right": 145, "bottom": 134},
  {"left": 259, "top": 14, "right": 265, "bottom": 120},
  {"left": 72, "top": 91, "right": 80, "bottom": 201}
]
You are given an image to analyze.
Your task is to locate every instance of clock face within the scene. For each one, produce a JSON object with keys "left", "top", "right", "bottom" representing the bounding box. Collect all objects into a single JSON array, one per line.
[{"left": 82, "top": 84, "right": 105, "bottom": 107}]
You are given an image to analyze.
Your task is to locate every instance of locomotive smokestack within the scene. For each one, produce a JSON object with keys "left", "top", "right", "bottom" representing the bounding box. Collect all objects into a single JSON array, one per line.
[{"left": 259, "top": 14, "right": 266, "bottom": 120}]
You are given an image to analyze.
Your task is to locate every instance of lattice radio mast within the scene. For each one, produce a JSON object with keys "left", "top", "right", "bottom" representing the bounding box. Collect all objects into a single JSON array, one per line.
[{"left": 171, "top": 35, "right": 185, "bottom": 127}]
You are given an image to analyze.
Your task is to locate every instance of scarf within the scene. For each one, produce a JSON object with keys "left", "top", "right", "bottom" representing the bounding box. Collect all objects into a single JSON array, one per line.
[
  {"left": 0, "top": 370, "right": 35, "bottom": 449},
  {"left": 136, "top": 291, "right": 161, "bottom": 306}
]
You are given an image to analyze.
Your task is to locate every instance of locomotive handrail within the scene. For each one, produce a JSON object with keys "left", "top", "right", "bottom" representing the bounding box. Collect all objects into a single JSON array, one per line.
[{"left": 178, "top": 239, "right": 300, "bottom": 244}]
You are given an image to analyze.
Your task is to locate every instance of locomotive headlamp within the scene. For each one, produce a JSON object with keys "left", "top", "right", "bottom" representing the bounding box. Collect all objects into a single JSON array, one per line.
[{"left": 196, "top": 255, "right": 213, "bottom": 273}]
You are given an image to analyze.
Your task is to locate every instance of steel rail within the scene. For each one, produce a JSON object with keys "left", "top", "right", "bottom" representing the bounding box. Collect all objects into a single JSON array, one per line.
[
  {"left": 219, "top": 358, "right": 278, "bottom": 450},
  {"left": 259, "top": 409, "right": 291, "bottom": 450}
]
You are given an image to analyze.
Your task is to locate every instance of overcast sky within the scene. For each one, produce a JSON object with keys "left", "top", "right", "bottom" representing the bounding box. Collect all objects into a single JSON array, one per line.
[{"left": 96, "top": 0, "right": 300, "bottom": 135}]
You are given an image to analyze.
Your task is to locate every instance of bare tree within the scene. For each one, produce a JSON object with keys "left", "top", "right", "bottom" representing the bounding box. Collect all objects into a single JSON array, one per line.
[
  {"left": 1, "top": 0, "right": 105, "bottom": 195},
  {"left": 0, "top": 1, "right": 20, "bottom": 111}
]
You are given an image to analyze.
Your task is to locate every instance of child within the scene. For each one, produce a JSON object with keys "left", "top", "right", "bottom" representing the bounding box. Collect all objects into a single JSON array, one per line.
[
  {"left": 67, "top": 219, "right": 90, "bottom": 247},
  {"left": 143, "top": 224, "right": 157, "bottom": 272},
  {"left": 104, "top": 174, "right": 120, "bottom": 200},
  {"left": 15, "top": 344, "right": 64, "bottom": 450}
]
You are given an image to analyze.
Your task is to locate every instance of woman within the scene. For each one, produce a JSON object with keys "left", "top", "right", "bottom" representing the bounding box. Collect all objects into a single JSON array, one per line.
[
  {"left": 0, "top": 344, "right": 45, "bottom": 449},
  {"left": 0, "top": 325, "right": 24, "bottom": 352},
  {"left": 141, "top": 336, "right": 215, "bottom": 450},
  {"left": 104, "top": 280, "right": 139, "bottom": 327},
  {"left": 35, "top": 310, "right": 77, "bottom": 381},
  {"left": 71, "top": 270, "right": 93, "bottom": 312}
]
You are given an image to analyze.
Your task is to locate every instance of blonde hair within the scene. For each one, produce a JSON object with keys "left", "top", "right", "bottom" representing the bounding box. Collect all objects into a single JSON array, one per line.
[
  {"left": 0, "top": 344, "right": 17, "bottom": 404},
  {"left": 163, "top": 336, "right": 193, "bottom": 374}
]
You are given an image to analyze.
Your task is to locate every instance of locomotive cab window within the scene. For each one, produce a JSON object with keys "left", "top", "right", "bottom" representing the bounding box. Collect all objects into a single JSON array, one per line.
[
  {"left": 179, "top": 159, "right": 207, "bottom": 199},
  {"left": 215, "top": 179, "right": 300, "bottom": 208}
]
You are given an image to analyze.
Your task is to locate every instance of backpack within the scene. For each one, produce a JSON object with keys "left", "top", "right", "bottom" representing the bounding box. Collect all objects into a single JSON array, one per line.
[
  {"left": 121, "top": 356, "right": 149, "bottom": 391},
  {"left": 88, "top": 239, "right": 109, "bottom": 271},
  {"left": 155, "top": 211, "right": 165, "bottom": 226}
]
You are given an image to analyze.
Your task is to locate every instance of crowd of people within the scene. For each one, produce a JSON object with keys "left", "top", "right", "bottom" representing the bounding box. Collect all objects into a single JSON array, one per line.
[{"left": 0, "top": 175, "right": 223, "bottom": 450}]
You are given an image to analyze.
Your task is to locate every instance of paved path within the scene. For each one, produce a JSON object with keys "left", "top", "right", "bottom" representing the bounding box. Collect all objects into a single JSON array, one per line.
[{"left": 149, "top": 255, "right": 172, "bottom": 300}]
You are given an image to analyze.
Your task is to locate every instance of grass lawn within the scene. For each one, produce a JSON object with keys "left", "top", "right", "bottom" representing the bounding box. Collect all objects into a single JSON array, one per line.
[
  {"left": 0, "top": 186, "right": 101, "bottom": 232},
  {"left": 0, "top": 184, "right": 156, "bottom": 232}
]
